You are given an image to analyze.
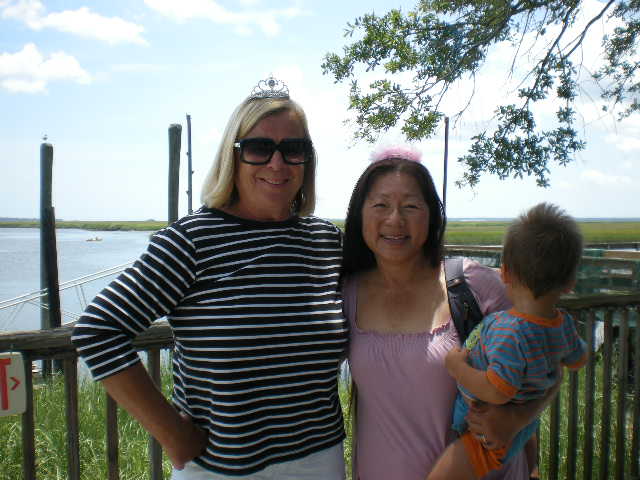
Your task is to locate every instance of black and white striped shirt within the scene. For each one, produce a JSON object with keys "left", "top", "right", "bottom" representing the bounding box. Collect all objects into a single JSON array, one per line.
[{"left": 71, "top": 208, "right": 348, "bottom": 475}]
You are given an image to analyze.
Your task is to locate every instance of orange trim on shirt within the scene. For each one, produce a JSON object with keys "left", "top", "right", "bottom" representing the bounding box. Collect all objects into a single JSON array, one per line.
[
  {"left": 486, "top": 369, "right": 517, "bottom": 399},
  {"left": 460, "top": 432, "right": 506, "bottom": 478},
  {"left": 508, "top": 308, "right": 563, "bottom": 327}
]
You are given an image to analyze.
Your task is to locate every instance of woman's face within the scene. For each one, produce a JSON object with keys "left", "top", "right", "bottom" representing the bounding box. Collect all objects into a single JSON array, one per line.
[
  {"left": 232, "top": 110, "right": 306, "bottom": 221},
  {"left": 361, "top": 171, "right": 430, "bottom": 266}
]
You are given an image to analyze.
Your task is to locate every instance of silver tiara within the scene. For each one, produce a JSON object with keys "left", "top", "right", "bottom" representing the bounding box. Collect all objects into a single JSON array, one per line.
[{"left": 248, "top": 75, "right": 290, "bottom": 100}]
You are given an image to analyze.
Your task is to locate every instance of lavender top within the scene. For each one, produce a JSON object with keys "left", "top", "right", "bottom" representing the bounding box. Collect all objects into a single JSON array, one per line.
[{"left": 344, "top": 259, "right": 530, "bottom": 480}]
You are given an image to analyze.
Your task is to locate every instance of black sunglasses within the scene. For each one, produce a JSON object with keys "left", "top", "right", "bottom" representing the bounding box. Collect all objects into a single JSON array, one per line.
[{"left": 233, "top": 137, "right": 313, "bottom": 165}]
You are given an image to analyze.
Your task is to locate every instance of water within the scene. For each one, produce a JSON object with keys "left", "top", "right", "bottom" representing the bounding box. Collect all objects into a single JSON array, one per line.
[{"left": 0, "top": 228, "right": 153, "bottom": 332}]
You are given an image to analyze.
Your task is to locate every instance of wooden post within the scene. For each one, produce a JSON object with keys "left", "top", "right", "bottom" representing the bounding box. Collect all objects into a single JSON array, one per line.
[
  {"left": 40, "top": 143, "right": 53, "bottom": 335},
  {"left": 442, "top": 116, "right": 449, "bottom": 211},
  {"left": 21, "top": 355, "right": 35, "bottom": 480},
  {"left": 148, "top": 350, "right": 163, "bottom": 480},
  {"left": 168, "top": 124, "right": 182, "bottom": 223},
  {"left": 186, "top": 114, "right": 193, "bottom": 215},
  {"left": 40, "top": 143, "right": 62, "bottom": 374}
]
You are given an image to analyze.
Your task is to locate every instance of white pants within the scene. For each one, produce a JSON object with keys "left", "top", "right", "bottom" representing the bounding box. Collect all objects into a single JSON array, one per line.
[{"left": 172, "top": 442, "right": 345, "bottom": 480}]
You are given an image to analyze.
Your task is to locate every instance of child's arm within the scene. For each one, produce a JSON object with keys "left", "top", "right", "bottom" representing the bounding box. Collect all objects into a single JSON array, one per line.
[
  {"left": 465, "top": 367, "right": 563, "bottom": 450},
  {"left": 445, "top": 347, "right": 511, "bottom": 404}
]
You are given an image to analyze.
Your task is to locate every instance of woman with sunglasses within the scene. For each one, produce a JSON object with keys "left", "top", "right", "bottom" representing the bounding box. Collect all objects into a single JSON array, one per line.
[{"left": 72, "top": 77, "right": 348, "bottom": 479}]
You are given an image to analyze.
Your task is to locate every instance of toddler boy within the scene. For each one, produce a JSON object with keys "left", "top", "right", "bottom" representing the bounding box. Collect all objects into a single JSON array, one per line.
[{"left": 427, "top": 202, "right": 588, "bottom": 479}]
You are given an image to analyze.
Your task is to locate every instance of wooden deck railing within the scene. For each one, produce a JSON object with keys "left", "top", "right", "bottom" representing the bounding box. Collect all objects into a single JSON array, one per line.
[{"left": 1, "top": 294, "right": 639, "bottom": 479}]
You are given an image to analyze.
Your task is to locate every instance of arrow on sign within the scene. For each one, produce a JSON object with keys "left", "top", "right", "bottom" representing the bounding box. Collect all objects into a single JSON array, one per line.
[{"left": 11, "top": 377, "right": 20, "bottom": 391}]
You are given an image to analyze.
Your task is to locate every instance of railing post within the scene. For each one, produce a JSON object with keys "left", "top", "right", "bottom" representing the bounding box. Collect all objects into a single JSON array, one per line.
[
  {"left": 64, "top": 357, "right": 80, "bottom": 479},
  {"left": 168, "top": 124, "right": 182, "bottom": 224},
  {"left": 615, "top": 309, "right": 629, "bottom": 479},
  {"left": 548, "top": 393, "right": 560, "bottom": 480},
  {"left": 599, "top": 310, "right": 614, "bottom": 480},
  {"left": 21, "top": 355, "right": 36, "bottom": 480},
  {"left": 631, "top": 307, "right": 640, "bottom": 479},
  {"left": 566, "top": 310, "right": 580, "bottom": 480},
  {"left": 582, "top": 311, "right": 596, "bottom": 480},
  {"left": 107, "top": 394, "right": 119, "bottom": 480},
  {"left": 148, "top": 349, "right": 163, "bottom": 480}
]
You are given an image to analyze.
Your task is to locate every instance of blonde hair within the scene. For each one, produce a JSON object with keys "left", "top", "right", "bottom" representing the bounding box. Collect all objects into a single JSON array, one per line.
[{"left": 200, "top": 97, "right": 316, "bottom": 216}]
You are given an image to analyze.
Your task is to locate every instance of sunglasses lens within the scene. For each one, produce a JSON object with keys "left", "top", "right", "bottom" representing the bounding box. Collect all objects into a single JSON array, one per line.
[
  {"left": 241, "top": 139, "right": 275, "bottom": 164},
  {"left": 280, "top": 139, "right": 311, "bottom": 164}
]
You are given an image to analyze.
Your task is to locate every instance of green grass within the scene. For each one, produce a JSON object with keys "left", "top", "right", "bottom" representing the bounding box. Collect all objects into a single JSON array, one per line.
[
  {"left": 1, "top": 219, "right": 638, "bottom": 244},
  {"left": 538, "top": 345, "right": 637, "bottom": 479},
  {"left": 0, "top": 365, "right": 175, "bottom": 480},
  {"left": 444, "top": 221, "right": 640, "bottom": 245},
  {"left": 1, "top": 355, "right": 636, "bottom": 479}
]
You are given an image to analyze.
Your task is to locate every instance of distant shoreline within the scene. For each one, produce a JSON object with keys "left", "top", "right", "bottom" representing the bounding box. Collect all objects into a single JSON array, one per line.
[
  {"left": 0, "top": 220, "right": 166, "bottom": 231},
  {"left": 1, "top": 219, "right": 638, "bottom": 245}
]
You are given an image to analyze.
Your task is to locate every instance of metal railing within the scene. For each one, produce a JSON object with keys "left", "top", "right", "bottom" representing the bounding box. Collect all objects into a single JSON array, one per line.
[{"left": 0, "top": 261, "right": 133, "bottom": 330}]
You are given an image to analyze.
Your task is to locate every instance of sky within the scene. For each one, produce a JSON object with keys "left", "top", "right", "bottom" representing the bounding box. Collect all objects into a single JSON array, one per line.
[{"left": 0, "top": 0, "right": 638, "bottom": 222}]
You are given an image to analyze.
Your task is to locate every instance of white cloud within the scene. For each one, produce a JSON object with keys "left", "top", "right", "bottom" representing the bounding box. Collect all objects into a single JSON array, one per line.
[
  {"left": 1, "top": 0, "right": 147, "bottom": 45},
  {"left": 0, "top": 0, "right": 43, "bottom": 24},
  {"left": 580, "top": 169, "right": 632, "bottom": 186},
  {"left": 0, "top": 43, "right": 91, "bottom": 93},
  {"left": 111, "top": 63, "right": 168, "bottom": 73},
  {"left": 144, "top": 0, "right": 305, "bottom": 37},
  {"left": 604, "top": 133, "right": 640, "bottom": 152}
]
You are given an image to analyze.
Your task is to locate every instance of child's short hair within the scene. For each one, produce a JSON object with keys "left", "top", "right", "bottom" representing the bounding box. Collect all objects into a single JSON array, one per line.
[{"left": 502, "top": 203, "right": 583, "bottom": 298}]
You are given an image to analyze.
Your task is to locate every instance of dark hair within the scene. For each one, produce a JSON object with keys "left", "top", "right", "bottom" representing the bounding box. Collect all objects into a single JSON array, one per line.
[
  {"left": 502, "top": 202, "right": 583, "bottom": 298},
  {"left": 341, "top": 157, "right": 446, "bottom": 278}
]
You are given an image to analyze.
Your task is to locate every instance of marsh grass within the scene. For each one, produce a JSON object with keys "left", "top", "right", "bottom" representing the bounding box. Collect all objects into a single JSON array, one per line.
[
  {"left": 0, "top": 220, "right": 167, "bottom": 231},
  {"left": 2, "top": 357, "right": 636, "bottom": 479},
  {"left": 1, "top": 220, "right": 638, "bottom": 245},
  {"left": 444, "top": 221, "right": 640, "bottom": 245},
  {"left": 0, "top": 364, "right": 174, "bottom": 480},
  {"left": 538, "top": 347, "right": 637, "bottom": 479}
]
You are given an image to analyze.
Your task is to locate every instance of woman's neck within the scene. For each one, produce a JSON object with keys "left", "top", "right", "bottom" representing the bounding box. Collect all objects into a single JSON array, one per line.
[{"left": 371, "top": 256, "right": 438, "bottom": 290}]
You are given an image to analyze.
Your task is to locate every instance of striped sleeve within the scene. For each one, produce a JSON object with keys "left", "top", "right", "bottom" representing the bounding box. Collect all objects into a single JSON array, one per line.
[
  {"left": 481, "top": 314, "right": 525, "bottom": 399},
  {"left": 71, "top": 223, "right": 197, "bottom": 380}
]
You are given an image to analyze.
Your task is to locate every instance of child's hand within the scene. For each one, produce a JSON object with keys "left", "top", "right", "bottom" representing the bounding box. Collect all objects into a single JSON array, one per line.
[{"left": 445, "top": 346, "right": 469, "bottom": 377}]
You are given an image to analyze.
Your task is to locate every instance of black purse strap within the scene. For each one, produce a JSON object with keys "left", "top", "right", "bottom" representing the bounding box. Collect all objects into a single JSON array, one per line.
[{"left": 444, "top": 257, "right": 484, "bottom": 344}]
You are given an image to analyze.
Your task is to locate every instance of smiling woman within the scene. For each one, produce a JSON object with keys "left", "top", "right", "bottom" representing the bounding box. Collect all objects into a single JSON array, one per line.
[
  {"left": 339, "top": 147, "right": 535, "bottom": 480},
  {"left": 229, "top": 110, "right": 307, "bottom": 221},
  {"left": 361, "top": 171, "right": 430, "bottom": 267},
  {"left": 71, "top": 77, "right": 348, "bottom": 480}
]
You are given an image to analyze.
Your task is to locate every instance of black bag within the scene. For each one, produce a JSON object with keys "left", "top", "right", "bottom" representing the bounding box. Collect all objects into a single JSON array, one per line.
[{"left": 444, "top": 257, "right": 484, "bottom": 345}]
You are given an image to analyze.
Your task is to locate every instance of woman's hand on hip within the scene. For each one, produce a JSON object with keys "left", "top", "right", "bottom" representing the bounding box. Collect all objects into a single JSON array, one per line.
[{"left": 166, "top": 412, "right": 208, "bottom": 470}]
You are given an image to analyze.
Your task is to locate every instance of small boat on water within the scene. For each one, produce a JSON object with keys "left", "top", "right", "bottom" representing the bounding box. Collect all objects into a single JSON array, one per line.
[{"left": 86, "top": 236, "right": 102, "bottom": 242}]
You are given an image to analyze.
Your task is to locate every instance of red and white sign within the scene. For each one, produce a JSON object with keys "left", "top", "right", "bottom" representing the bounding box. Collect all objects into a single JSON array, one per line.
[{"left": 0, "top": 352, "right": 26, "bottom": 416}]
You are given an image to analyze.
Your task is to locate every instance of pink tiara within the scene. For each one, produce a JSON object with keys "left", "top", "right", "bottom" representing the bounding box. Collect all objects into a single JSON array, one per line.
[{"left": 369, "top": 144, "right": 422, "bottom": 163}]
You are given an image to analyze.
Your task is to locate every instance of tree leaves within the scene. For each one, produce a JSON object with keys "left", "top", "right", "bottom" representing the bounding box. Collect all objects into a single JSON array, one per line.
[{"left": 323, "top": 0, "right": 635, "bottom": 188}]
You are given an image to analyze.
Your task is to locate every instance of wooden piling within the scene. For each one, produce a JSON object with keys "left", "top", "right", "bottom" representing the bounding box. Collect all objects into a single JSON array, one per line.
[
  {"left": 168, "top": 124, "right": 182, "bottom": 223},
  {"left": 186, "top": 114, "right": 193, "bottom": 215},
  {"left": 40, "top": 143, "right": 62, "bottom": 374},
  {"left": 40, "top": 143, "right": 53, "bottom": 334}
]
